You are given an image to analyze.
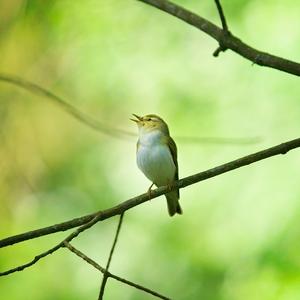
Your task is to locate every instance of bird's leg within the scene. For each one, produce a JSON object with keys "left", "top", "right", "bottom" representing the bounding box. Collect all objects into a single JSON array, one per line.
[
  {"left": 147, "top": 183, "right": 154, "bottom": 199},
  {"left": 166, "top": 180, "right": 174, "bottom": 192}
]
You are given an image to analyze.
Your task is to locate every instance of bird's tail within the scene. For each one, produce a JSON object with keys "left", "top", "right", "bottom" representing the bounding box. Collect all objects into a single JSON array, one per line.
[{"left": 166, "top": 190, "right": 182, "bottom": 217}]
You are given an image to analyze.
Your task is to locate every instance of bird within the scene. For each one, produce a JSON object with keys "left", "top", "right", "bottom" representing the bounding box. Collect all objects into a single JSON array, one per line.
[{"left": 131, "top": 114, "right": 182, "bottom": 217}]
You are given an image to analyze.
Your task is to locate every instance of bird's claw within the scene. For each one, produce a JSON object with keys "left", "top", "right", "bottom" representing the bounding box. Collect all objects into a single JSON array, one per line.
[
  {"left": 167, "top": 181, "right": 174, "bottom": 192},
  {"left": 147, "top": 183, "right": 154, "bottom": 200}
]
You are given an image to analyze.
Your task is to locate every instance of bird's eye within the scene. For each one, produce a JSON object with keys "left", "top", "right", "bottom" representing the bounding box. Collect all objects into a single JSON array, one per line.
[{"left": 146, "top": 117, "right": 151, "bottom": 121}]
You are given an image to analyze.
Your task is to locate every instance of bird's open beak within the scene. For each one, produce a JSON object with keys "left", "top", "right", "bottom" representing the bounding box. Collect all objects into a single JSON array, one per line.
[{"left": 130, "top": 114, "right": 142, "bottom": 123}]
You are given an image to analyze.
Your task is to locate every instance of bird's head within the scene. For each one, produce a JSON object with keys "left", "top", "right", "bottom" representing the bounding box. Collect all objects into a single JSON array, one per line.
[{"left": 131, "top": 114, "right": 170, "bottom": 135}]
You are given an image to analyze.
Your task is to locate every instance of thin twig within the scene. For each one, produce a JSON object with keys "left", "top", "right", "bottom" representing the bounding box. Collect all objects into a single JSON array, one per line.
[
  {"left": 0, "top": 73, "right": 259, "bottom": 146},
  {"left": 0, "top": 137, "right": 299, "bottom": 253},
  {"left": 176, "top": 136, "right": 261, "bottom": 145},
  {"left": 137, "top": 0, "right": 300, "bottom": 76},
  {"left": 98, "top": 213, "right": 125, "bottom": 299},
  {"left": 64, "top": 242, "right": 170, "bottom": 300},
  {"left": 0, "top": 213, "right": 104, "bottom": 276},
  {"left": 64, "top": 241, "right": 106, "bottom": 273},
  {"left": 0, "top": 244, "right": 62, "bottom": 276},
  {"left": 213, "top": 0, "right": 229, "bottom": 57},
  {"left": 0, "top": 74, "right": 135, "bottom": 139},
  {"left": 214, "top": 0, "right": 228, "bottom": 31}
]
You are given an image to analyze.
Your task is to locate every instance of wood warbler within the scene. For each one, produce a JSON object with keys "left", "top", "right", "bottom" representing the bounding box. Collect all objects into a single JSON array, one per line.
[{"left": 131, "top": 114, "right": 182, "bottom": 216}]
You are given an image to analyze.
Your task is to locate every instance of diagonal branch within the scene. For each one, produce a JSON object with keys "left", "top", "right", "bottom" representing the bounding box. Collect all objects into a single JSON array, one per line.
[
  {"left": 0, "top": 74, "right": 135, "bottom": 139},
  {"left": 0, "top": 244, "right": 62, "bottom": 276},
  {"left": 98, "top": 213, "right": 125, "bottom": 299},
  {"left": 64, "top": 242, "right": 170, "bottom": 300},
  {"left": 137, "top": 0, "right": 300, "bottom": 76},
  {"left": 0, "top": 213, "right": 104, "bottom": 276},
  {"left": 1, "top": 137, "right": 300, "bottom": 252},
  {"left": 0, "top": 73, "right": 258, "bottom": 146}
]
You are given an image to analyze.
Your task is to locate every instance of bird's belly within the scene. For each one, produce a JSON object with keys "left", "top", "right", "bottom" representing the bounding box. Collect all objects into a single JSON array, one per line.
[{"left": 137, "top": 144, "right": 176, "bottom": 186}]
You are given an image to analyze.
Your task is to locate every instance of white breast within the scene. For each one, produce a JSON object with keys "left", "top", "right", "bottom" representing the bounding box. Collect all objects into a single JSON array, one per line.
[{"left": 137, "top": 130, "right": 176, "bottom": 186}]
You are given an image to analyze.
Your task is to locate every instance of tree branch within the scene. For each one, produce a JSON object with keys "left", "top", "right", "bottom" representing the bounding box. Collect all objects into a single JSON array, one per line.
[
  {"left": 0, "top": 213, "right": 104, "bottom": 276},
  {"left": 98, "top": 213, "right": 124, "bottom": 299},
  {"left": 0, "top": 74, "right": 134, "bottom": 139},
  {"left": 1, "top": 217, "right": 170, "bottom": 299},
  {"left": 213, "top": 0, "right": 229, "bottom": 57},
  {"left": 0, "top": 244, "right": 62, "bottom": 276},
  {"left": 0, "top": 73, "right": 258, "bottom": 146},
  {"left": 64, "top": 242, "right": 170, "bottom": 300},
  {"left": 1, "top": 137, "right": 300, "bottom": 250},
  {"left": 137, "top": 0, "right": 300, "bottom": 76}
]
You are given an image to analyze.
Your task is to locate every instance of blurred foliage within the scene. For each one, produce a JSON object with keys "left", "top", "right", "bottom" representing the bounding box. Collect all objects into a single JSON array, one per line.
[{"left": 1, "top": 0, "right": 300, "bottom": 299}]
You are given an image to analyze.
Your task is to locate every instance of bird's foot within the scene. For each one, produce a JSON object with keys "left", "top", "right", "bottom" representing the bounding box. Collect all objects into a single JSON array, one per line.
[
  {"left": 147, "top": 183, "right": 154, "bottom": 200},
  {"left": 167, "top": 181, "right": 174, "bottom": 192}
]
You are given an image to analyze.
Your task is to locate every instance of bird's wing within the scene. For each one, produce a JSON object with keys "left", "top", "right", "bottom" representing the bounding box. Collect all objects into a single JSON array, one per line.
[{"left": 165, "top": 136, "right": 179, "bottom": 198}]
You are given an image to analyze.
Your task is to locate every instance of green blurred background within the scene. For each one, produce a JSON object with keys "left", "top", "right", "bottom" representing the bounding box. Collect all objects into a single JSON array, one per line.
[{"left": 1, "top": 0, "right": 300, "bottom": 299}]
